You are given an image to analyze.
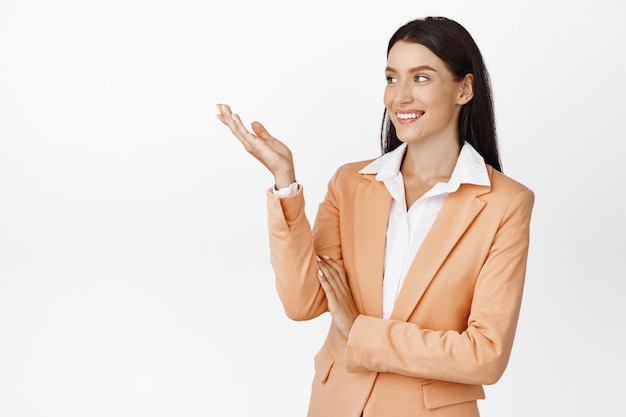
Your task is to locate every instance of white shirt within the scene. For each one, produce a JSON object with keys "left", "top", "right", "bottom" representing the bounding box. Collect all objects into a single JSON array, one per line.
[{"left": 273, "top": 141, "right": 490, "bottom": 319}]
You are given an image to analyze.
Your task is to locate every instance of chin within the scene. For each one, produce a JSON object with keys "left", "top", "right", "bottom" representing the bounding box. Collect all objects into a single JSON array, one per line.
[
  {"left": 393, "top": 127, "right": 422, "bottom": 143},
  {"left": 396, "top": 134, "right": 422, "bottom": 144}
]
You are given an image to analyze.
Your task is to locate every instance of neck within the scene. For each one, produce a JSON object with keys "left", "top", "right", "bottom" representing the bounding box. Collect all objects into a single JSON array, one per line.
[{"left": 401, "top": 136, "right": 461, "bottom": 182}]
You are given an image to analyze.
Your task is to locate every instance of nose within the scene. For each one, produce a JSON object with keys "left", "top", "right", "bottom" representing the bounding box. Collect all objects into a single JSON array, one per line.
[{"left": 395, "top": 81, "right": 413, "bottom": 105}]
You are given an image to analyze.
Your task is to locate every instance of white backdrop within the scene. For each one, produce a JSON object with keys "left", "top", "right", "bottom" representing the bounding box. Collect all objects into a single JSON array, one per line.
[{"left": 1, "top": 1, "right": 624, "bottom": 416}]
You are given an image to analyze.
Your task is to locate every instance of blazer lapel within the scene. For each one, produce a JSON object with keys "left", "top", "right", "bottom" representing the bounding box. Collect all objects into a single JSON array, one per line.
[
  {"left": 352, "top": 175, "right": 391, "bottom": 318},
  {"left": 390, "top": 183, "right": 490, "bottom": 321}
]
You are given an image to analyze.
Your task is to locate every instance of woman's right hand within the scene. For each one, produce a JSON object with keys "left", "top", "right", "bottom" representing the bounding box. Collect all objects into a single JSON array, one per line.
[{"left": 216, "top": 103, "right": 296, "bottom": 189}]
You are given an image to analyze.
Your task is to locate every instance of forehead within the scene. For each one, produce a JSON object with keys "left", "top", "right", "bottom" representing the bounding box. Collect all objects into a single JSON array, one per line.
[{"left": 386, "top": 41, "right": 446, "bottom": 70}]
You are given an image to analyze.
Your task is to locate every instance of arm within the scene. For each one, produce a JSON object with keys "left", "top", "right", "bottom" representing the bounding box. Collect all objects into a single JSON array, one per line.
[
  {"left": 217, "top": 103, "right": 325, "bottom": 320},
  {"left": 267, "top": 167, "right": 345, "bottom": 321},
  {"left": 345, "top": 189, "right": 534, "bottom": 385},
  {"left": 267, "top": 186, "right": 327, "bottom": 320}
]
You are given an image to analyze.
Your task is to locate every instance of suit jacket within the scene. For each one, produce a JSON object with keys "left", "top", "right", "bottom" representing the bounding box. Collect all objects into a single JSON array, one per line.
[{"left": 266, "top": 158, "right": 534, "bottom": 417}]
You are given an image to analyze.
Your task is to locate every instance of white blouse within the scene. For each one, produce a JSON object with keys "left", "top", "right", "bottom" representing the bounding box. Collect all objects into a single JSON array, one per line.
[
  {"left": 358, "top": 142, "right": 490, "bottom": 318},
  {"left": 274, "top": 141, "right": 490, "bottom": 319}
]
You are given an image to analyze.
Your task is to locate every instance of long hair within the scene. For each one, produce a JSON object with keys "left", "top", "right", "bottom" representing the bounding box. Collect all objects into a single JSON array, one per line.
[{"left": 381, "top": 17, "right": 502, "bottom": 172}]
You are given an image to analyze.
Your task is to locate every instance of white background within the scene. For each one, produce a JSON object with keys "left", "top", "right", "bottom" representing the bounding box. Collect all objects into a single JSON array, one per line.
[{"left": 1, "top": 0, "right": 624, "bottom": 416}]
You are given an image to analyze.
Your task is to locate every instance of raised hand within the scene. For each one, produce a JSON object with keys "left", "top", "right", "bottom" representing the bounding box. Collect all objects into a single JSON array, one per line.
[
  {"left": 216, "top": 104, "right": 296, "bottom": 189},
  {"left": 317, "top": 256, "right": 359, "bottom": 339}
]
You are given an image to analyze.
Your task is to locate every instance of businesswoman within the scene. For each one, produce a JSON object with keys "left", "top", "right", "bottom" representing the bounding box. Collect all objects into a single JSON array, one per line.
[{"left": 217, "top": 16, "right": 534, "bottom": 417}]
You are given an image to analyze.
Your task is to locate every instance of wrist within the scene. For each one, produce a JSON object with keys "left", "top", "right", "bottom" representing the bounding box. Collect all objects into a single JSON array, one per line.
[{"left": 273, "top": 170, "right": 296, "bottom": 189}]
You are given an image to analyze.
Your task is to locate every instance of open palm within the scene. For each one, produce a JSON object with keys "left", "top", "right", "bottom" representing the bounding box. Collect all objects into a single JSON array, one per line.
[{"left": 216, "top": 104, "right": 296, "bottom": 188}]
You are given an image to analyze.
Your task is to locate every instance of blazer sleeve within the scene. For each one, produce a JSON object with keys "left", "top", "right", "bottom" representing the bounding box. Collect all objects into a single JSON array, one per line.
[
  {"left": 266, "top": 167, "right": 344, "bottom": 321},
  {"left": 345, "top": 188, "right": 535, "bottom": 386}
]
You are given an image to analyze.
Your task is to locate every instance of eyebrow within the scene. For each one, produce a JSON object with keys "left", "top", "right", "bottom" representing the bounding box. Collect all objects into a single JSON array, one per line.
[{"left": 385, "top": 65, "right": 437, "bottom": 73}]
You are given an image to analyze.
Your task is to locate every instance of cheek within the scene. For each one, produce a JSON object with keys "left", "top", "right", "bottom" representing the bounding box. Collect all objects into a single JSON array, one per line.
[{"left": 383, "top": 88, "right": 393, "bottom": 109}]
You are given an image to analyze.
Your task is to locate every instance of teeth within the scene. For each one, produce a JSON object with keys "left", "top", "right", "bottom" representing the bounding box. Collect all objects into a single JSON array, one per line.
[{"left": 396, "top": 113, "right": 422, "bottom": 120}]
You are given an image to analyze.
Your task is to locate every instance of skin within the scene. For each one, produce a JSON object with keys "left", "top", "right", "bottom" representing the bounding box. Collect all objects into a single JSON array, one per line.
[
  {"left": 216, "top": 40, "right": 475, "bottom": 340},
  {"left": 385, "top": 41, "right": 474, "bottom": 207},
  {"left": 215, "top": 104, "right": 296, "bottom": 189}
]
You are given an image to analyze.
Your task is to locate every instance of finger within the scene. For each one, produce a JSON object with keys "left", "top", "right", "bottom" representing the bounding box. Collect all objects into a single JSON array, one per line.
[
  {"left": 216, "top": 103, "right": 234, "bottom": 123},
  {"left": 320, "top": 260, "right": 354, "bottom": 305},
  {"left": 318, "top": 263, "right": 344, "bottom": 297},
  {"left": 319, "top": 257, "right": 347, "bottom": 287},
  {"left": 321, "top": 257, "right": 348, "bottom": 286},
  {"left": 230, "top": 114, "right": 255, "bottom": 143},
  {"left": 317, "top": 270, "right": 337, "bottom": 306},
  {"left": 216, "top": 104, "right": 242, "bottom": 133},
  {"left": 218, "top": 103, "right": 234, "bottom": 117},
  {"left": 318, "top": 260, "right": 339, "bottom": 282},
  {"left": 216, "top": 104, "right": 244, "bottom": 133},
  {"left": 251, "top": 121, "right": 274, "bottom": 141},
  {"left": 217, "top": 105, "right": 260, "bottom": 149},
  {"left": 215, "top": 104, "right": 229, "bottom": 125}
]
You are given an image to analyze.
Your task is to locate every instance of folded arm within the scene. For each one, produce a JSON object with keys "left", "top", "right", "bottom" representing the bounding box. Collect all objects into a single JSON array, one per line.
[{"left": 345, "top": 189, "right": 534, "bottom": 385}]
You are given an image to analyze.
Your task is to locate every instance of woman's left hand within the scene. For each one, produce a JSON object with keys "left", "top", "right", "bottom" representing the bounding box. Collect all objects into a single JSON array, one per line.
[{"left": 317, "top": 256, "right": 359, "bottom": 339}]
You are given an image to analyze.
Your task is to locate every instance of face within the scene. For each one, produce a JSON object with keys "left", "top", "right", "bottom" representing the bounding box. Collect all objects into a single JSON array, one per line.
[{"left": 384, "top": 40, "right": 473, "bottom": 145}]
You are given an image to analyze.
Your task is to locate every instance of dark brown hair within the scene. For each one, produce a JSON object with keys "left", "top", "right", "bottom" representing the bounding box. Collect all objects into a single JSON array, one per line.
[{"left": 381, "top": 17, "right": 502, "bottom": 171}]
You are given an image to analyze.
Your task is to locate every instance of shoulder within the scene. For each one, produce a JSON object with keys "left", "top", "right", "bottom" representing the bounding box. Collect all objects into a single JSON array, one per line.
[
  {"left": 329, "top": 158, "right": 378, "bottom": 183},
  {"left": 488, "top": 166, "right": 533, "bottom": 195},
  {"left": 320, "top": 158, "right": 380, "bottom": 198},
  {"left": 337, "top": 158, "right": 378, "bottom": 175},
  {"left": 485, "top": 166, "right": 535, "bottom": 212}
]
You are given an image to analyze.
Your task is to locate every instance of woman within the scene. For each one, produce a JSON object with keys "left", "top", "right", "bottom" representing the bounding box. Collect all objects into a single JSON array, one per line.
[{"left": 217, "top": 16, "right": 534, "bottom": 417}]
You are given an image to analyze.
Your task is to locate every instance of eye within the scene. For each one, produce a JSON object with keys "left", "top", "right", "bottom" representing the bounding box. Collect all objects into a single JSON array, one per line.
[
  {"left": 415, "top": 75, "right": 429, "bottom": 83},
  {"left": 386, "top": 76, "right": 397, "bottom": 84}
]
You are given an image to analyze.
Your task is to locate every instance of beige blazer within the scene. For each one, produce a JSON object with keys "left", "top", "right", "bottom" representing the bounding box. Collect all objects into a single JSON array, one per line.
[{"left": 266, "top": 159, "right": 534, "bottom": 417}]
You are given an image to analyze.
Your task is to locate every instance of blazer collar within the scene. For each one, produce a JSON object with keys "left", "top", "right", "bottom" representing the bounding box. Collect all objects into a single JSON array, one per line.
[
  {"left": 353, "top": 174, "right": 390, "bottom": 317},
  {"left": 360, "top": 141, "right": 491, "bottom": 190},
  {"left": 352, "top": 166, "right": 493, "bottom": 320},
  {"left": 390, "top": 180, "right": 491, "bottom": 321}
]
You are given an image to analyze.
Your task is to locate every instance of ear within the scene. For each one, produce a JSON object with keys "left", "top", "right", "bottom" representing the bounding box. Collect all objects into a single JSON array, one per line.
[{"left": 457, "top": 73, "right": 474, "bottom": 105}]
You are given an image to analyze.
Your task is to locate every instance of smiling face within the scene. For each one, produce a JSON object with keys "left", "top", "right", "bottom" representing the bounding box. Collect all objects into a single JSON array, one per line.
[{"left": 384, "top": 40, "right": 473, "bottom": 146}]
